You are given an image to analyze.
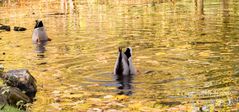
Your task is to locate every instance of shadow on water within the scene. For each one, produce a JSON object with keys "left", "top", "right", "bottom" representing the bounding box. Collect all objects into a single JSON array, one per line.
[{"left": 115, "top": 74, "right": 134, "bottom": 96}]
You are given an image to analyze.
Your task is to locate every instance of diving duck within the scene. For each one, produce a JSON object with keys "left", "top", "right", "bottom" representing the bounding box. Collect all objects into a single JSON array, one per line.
[
  {"left": 32, "top": 20, "right": 51, "bottom": 43},
  {"left": 114, "top": 47, "right": 136, "bottom": 76}
]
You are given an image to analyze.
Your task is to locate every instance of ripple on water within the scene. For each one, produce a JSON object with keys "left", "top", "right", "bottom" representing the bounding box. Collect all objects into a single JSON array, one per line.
[{"left": 1, "top": 0, "right": 239, "bottom": 111}]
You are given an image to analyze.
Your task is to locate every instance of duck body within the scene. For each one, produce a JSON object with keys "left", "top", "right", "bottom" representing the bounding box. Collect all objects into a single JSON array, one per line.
[
  {"left": 32, "top": 20, "right": 48, "bottom": 43},
  {"left": 114, "top": 47, "right": 136, "bottom": 95},
  {"left": 125, "top": 47, "right": 136, "bottom": 75},
  {"left": 114, "top": 47, "right": 136, "bottom": 76}
]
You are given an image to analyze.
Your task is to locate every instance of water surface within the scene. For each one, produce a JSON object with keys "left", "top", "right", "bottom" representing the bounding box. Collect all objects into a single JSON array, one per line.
[{"left": 0, "top": 0, "right": 239, "bottom": 111}]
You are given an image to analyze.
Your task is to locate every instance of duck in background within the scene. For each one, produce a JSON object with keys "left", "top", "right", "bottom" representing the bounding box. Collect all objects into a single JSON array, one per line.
[
  {"left": 32, "top": 20, "right": 51, "bottom": 44},
  {"left": 114, "top": 47, "right": 136, "bottom": 95},
  {"left": 32, "top": 20, "right": 51, "bottom": 58}
]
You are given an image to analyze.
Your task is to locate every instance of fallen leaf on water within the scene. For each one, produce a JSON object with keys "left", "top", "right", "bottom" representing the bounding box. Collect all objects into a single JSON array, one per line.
[{"left": 115, "top": 95, "right": 129, "bottom": 101}]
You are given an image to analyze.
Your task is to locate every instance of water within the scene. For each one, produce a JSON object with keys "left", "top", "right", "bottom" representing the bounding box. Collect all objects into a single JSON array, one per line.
[{"left": 0, "top": 0, "right": 239, "bottom": 111}]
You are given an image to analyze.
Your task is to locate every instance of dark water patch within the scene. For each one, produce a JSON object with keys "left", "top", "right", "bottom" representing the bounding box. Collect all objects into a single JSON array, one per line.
[
  {"left": 158, "top": 101, "right": 182, "bottom": 106},
  {"left": 202, "top": 82, "right": 235, "bottom": 89},
  {"left": 143, "top": 70, "right": 171, "bottom": 76},
  {"left": 198, "top": 95, "right": 227, "bottom": 100},
  {"left": 190, "top": 41, "right": 221, "bottom": 45},
  {"left": 205, "top": 74, "right": 229, "bottom": 81},
  {"left": 166, "top": 57, "right": 188, "bottom": 62},
  {"left": 36, "top": 62, "right": 47, "bottom": 65},
  {"left": 47, "top": 12, "right": 67, "bottom": 16}
]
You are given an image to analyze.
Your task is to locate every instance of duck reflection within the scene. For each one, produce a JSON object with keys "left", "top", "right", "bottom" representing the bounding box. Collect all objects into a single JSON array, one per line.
[
  {"left": 115, "top": 74, "right": 134, "bottom": 95},
  {"left": 34, "top": 41, "right": 47, "bottom": 58}
]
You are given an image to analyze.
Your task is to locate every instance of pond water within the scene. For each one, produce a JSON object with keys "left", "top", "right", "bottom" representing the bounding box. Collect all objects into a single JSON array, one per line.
[{"left": 1, "top": 0, "right": 239, "bottom": 111}]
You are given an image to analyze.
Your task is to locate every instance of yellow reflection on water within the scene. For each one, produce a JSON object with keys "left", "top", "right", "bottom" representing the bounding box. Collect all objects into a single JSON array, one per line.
[{"left": 0, "top": 0, "right": 239, "bottom": 111}]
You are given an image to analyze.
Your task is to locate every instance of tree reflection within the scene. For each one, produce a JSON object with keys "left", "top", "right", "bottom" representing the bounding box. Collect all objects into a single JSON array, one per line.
[
  {"left": 222, "top": 0, "right": 229, "bottom": 20},
  {"left": 195, "top": 0, "right": 204, "bottom": 15}
]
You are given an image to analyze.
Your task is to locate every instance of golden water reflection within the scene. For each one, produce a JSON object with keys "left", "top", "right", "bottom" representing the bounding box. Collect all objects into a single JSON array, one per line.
[{"left": 0, "top": 0, "right": 239, "bottom": 111}]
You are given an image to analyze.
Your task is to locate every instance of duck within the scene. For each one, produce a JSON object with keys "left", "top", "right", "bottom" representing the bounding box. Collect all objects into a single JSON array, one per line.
[
  {"left": 32, "top": 20, "right": 51, "bottom": 43},
  {"left": 114, "top": 47, "right": 136, "bottom": 76}
]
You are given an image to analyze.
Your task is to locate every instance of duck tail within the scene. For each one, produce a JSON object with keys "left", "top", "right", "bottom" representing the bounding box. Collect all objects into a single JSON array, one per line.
[
  {"left": 114, "top": 47, "right": 123, "bottom": 75},
  {"left": 118, "top": 47, "right": 122, "bottom": 52}
]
